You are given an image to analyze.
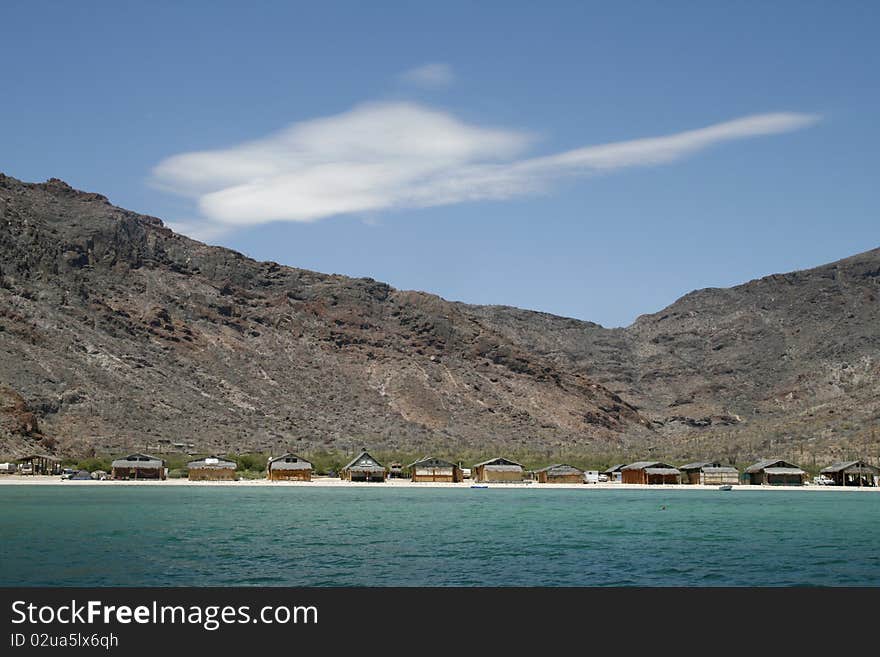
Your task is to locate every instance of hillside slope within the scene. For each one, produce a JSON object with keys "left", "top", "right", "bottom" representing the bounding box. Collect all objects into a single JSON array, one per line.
[
  {"left": 463, "top": 249, "right": 880, "bottom": 463},
  {"left": 1, "top": 174, "right": 877, "bottom": 464},
  {"left": 0, "top": 174, "right": 651, "bottom": 459}
]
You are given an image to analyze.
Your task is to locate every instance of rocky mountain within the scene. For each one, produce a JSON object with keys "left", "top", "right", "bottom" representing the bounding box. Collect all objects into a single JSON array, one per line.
[
  {"left": 1, "top": 173, "right": 877, "bottom": 465},
  {"left": 462, "top": 251, "right": 880, "bottom": 464}
]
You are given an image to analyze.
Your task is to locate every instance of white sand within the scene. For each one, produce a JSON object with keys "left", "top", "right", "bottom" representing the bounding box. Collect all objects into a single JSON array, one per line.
[{"left": 0, "top": 474, "right": 876, "bottom": 492}]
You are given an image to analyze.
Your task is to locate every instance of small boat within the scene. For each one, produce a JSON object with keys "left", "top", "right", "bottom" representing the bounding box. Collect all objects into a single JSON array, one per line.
[
  {"left": 470, "top": 484, "right": 489, "bottom": 489},
  {"left": 718, "top": 485, "right": 733, "bottom": 491}
]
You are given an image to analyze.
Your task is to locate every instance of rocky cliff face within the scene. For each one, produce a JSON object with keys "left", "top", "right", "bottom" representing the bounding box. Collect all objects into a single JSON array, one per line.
[
  {"left": 0, "top": 174, "right": 651, "bottom": 459},
  {"left": 1, "top": 173, "right": 877, "bottom": 464}
]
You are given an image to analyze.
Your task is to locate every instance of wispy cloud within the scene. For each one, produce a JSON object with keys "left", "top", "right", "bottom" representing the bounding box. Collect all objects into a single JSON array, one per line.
[
  {"left": 152, "top": 103, "right": 819, "bottom": 230},
  {"left": 399, "top": 62, "right": 455, "bottom": 88}
]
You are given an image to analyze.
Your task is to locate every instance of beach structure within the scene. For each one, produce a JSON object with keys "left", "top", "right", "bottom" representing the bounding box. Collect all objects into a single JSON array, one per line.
[
  {"left": 602, "top": 464, "right": 626, "bottom": 483},
  {"left": 111, "top": 453, "right": 166, "bottom": 480},
  {"left": 340, "top": 450, "right": 386, "bottom": 482},
  {"left": 187, "top": 456, "right": 238, "bottom": 481},
  {"left": 678, "top": 461, "right": 740, "bottom": 485},
  {"left": 819, "top": 460, "right": 879, "bottom": 487},
  {"left": 472, "top": 457, "right": 524, "bottom": 483},
  {"left": 534, "top": 464, "right": 584, "bottom": 484},
  {"left": 408, "top": 457, "right": 463, "bottom": 483},
  {"left": 621, "top": 461, "right": 681, "bottom": 485},
  {"left": 16, "top": 454, "right": 62, "bottom": 475},
  {"left": 744, "top": 459, "right": 806, "bottom": 486},
  {"left": 389, "top": 462, "right": 405, "bottom": 478},
  {"left": 266, "top": 454, "right": 313, "bottom": 481},
  {"left": 698, "top": 465, "right": 740, "bottom": 485}
]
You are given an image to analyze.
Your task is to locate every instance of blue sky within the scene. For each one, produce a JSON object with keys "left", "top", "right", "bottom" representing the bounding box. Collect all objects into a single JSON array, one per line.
[{"left": 2, "top": 1, "right": 878, "bottom": 327}]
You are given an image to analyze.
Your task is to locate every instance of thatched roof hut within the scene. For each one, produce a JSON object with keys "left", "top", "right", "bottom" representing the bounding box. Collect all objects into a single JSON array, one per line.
[
  {"left": 267, "top": 454, "right": 313, "bottom": 481},
  {"left": 820, "top": 460, "right": 878, "bottom": 487},
  {"left": 408, "top": 457, "right": 463, "bottom": 483},
  {"left": 187, "top": 456, "right": 238, "bottom": 481},
  {"left": 534, "top": 464, "right": 584, "bottom": 484},
  {"left": 17, "top": 454, "right": 62, "bottom": 475},
  {"left": 621, "top": 461, "right": 681, "bottom": 485},
  {"left": 679, "top": 461, "right": 739, "bottom": 485},
  {"left": 341, "top": 450, "right": 385, "bottom": 482},
  {"left": 744, "top": 459, "right": 806, "bottom": 486},
  {"left": 472, "top": 457, "right": 523, "bottom": 483},
  {"left": 111, "top": 453, "right": 166, "bottom": 480}
]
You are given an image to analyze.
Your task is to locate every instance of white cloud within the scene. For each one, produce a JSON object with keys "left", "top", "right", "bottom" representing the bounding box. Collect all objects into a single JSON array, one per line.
[
  {"left": 152, "top": 103, "right": 819, "bottom": 228},
  {"left": 399, "top": 63, "right": 455, "bottom": 88}
]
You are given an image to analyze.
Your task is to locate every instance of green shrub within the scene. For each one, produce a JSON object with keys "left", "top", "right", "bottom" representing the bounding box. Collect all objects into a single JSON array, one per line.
[
  {"left": 231, "top": 453, "right": 267, "bottom": 472},
  {"left": 74, "top": 457, "right": 112, "bottom": 472}
]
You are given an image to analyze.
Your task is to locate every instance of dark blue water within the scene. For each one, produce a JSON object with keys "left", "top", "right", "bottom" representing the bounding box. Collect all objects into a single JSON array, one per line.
[{"left": 1, "top": 486, "right": 878, "bottom": 586}]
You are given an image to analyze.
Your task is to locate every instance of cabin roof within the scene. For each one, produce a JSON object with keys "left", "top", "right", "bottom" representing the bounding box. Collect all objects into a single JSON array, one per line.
[
  {"left": 763, "top": 467, "right": 806, "bottom": 475},
  {"left": 820, "top": 460, "right": 880, "bottom": 475},
  {"left": 111, "top": 453, "right": 164, "bottom": 468},
  {"left": 745, "top": 458, "right": 802, "bottom": 473},
  {"left": 678, "top": 461, "right": 722, "bottom": 471},
  {"left": 623, "top": 461, "right": 675, "bottom": 471},
  {"left": 188, "top": 456, "right": 237, "bottom": 469},
  {"left": 267, "top": 453, "right": 312, "bottom": 470},
  {"left": 17, "top": 454, "right": 61, "bottom": 463},
  {"left": 701, "top": 466, "right": 739, "bottom": 474},
  {"left": 602, "top": 463, "right": 626, "bottom": 474},
  {"left": 534, "top": 464, "right": 584, "bottom": 475},
  {"left": 643, "top": 467, "right": 681, "bottom": 476},
  {"left": 408, "top": 456, "right": 457, "bottom": 469},
  {"left": 473, "top": 457, "right": 523, "bottom": 469},
  {"left": 342, "top": 450, "right": 385, "bottom": 472}
]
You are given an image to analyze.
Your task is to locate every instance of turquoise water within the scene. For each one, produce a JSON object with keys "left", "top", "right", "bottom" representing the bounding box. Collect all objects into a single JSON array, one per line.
[{"left": 1, "top": 486, "right": 878, "bottom": 586}]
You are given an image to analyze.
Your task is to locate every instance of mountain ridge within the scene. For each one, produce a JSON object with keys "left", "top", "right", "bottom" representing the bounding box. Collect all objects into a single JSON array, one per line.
[{"left": 1, "top": 173, "right": 878, "bottom": 465}]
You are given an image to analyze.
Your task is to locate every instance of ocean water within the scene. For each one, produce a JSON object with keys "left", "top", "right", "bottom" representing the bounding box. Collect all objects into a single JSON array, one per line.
[{"left": 1, "top": 486, "right": 878, "bottom": 586}]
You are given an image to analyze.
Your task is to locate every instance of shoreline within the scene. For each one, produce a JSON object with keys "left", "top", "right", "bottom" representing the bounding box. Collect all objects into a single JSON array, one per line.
[{"left": 0, "top": 475, "right": 877, "bottom": 492}]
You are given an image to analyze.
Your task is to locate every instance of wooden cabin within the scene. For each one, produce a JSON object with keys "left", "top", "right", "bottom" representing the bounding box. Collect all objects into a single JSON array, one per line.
[
  {"left": 340, "top": 450, "right": 386, "bottom": 482},
  {"left": 534, "top": 464, "right": 584, "bottom": 484},
  {"left": 408, "top": 457, "right": 463, "bottom": 483},
  {"left": 820, "top": 460, "right": 879, "bottom": 487},
  {"left": 187, "top": 456, "right": 238, "bottom": 481},
  {"left": 744, "top": 459, "right": 806, "bottom": 486},
  {"left": 111, "top": 453, "right": 166, "bottom": 480},
  {"left": 472, "top": 457, "right": 524, "bottom": 483},
  {"left": 389, "top": 462, "right": 405, "bottom": 479},
  {"left": 266, "top": 454, "right": 313, "bottom": 481},
  {"left": 699, "top": 466, "right": 740, "bottom": 485},
  {"left": 679, "top": 461, "right": 740, "bottom": 485},
  {"left": 621, "top": 461, "right": 681, "bottom": 485},
  {"left": 17, "top": 454, "right": 62, "bottom": 475}
]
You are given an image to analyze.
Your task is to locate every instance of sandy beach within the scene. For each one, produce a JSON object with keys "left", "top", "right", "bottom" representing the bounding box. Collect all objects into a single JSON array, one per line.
[{"left": 0, "top": 474, "right": 877, "bottom": 492}]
